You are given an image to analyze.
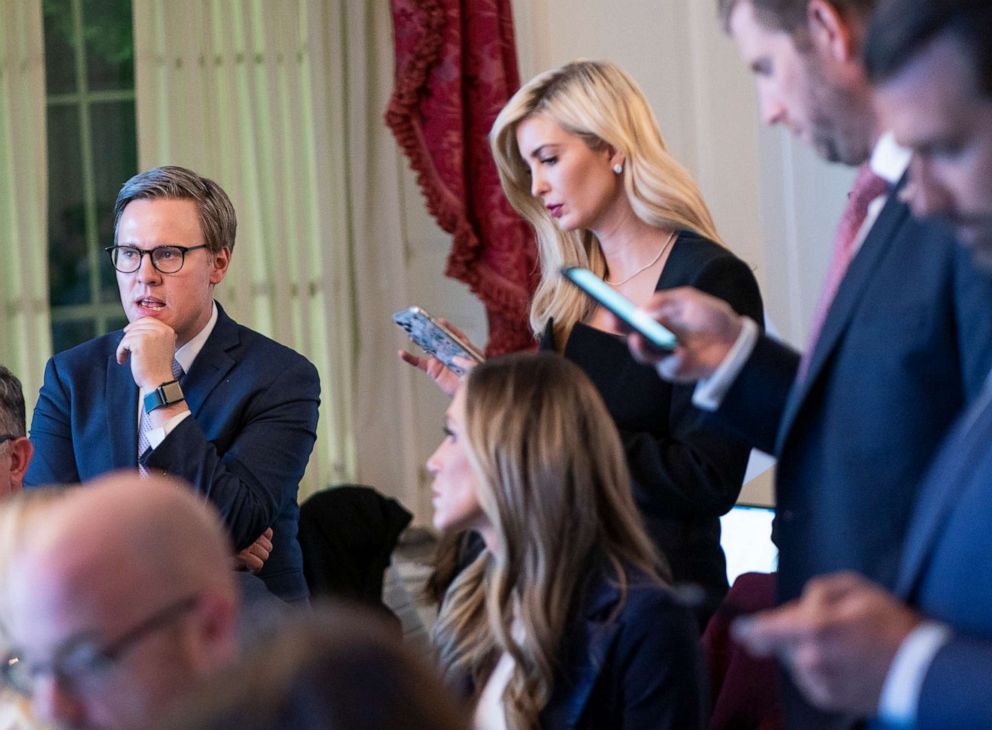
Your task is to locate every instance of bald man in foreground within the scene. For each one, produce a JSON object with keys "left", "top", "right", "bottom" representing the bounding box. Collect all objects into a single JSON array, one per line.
[{"left": 0, "top": 473, "right": 240, "bottom": 730}]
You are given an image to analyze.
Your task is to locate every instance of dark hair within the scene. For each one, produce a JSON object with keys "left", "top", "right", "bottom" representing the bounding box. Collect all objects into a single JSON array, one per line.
[
  {"left": 154, "top": 604, "right": 468, "bottom": 730},
  {"left": 0, "top": 365, "right": 26, "bottom": 438},
  {"left": 864, "top": 0, "right": 992, "bottom": 98},
  {"left": 717, "top": 0, "right": 877, "bottom": 36},
  {"left": 114, "top": 166, "right": 238, "bottom": 254}
]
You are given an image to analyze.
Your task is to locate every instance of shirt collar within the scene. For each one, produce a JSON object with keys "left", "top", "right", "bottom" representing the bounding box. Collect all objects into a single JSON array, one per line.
[
  {"left": 870, "top": 132, "right": 911, "bottom": 185},
  {"left": 174, "top": 302, "right": 218, "bottom": 374}
]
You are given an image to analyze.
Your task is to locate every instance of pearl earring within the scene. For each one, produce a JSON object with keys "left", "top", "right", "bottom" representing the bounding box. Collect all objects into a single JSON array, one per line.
[{"left": 613, "top": 163, "right": 623, "bottom": 174}]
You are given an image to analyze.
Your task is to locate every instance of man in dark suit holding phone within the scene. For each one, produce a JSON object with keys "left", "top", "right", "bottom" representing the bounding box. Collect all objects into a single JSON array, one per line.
[
  {"left": 624, "top": 1, "right": 992, "bottom": 727},
  {"left": 730, "top": 3, "right": 992, "bottom": 727},
  {"left": 25, "top": 165, "right": 320, "bottom": 603}
]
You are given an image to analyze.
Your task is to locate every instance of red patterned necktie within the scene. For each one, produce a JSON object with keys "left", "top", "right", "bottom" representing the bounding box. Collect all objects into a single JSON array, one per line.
[{"left": 797, "top": 164, "right": 890, "bottom": 382}]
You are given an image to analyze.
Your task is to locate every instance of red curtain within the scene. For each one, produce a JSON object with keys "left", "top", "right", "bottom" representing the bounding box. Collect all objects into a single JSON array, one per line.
[{"left": 386, "top": 0, "right": 538, "bottom": 356}]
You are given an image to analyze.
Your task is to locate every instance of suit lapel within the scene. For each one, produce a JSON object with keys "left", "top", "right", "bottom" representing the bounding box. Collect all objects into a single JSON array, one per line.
[
  {"left": 557, "top": 575, "right": 621, "bottom": 729},
  {"left": 182, "top": 304, "right": 239, "bottom": 416},
  {"left": 559, "top": 621, "right": 619, "bottom": 728},
  {"left": 896, "top": 383, "right": 992, "bottom": 598},
  {"left": 106, "top": 342, "right": 139, "bottom": 468},
  {"left": 777, "top": 185, "right": 909, "bottom": 450}
]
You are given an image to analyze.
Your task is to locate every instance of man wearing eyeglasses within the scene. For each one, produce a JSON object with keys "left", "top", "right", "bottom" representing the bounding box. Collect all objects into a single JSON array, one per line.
[
  {"left": 0, "top": 366, "right": 33, "bottom": 498},
  {"left": 25, "top": 165, "right": 320, "bottom": 604},
  {"left": 1, "top": 473, "right": 240, "bottom": 730}
]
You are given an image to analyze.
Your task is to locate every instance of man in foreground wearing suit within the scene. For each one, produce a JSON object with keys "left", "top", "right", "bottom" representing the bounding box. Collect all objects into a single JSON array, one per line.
[
  {"left": 733, "top": 2, "right": 992, "bottom": 727},
  {"left": 624, "top": 0, "right": 992, "bottom": 726},
  {"left": 25, "top": 166, "right": 320, "bottom": 603}
]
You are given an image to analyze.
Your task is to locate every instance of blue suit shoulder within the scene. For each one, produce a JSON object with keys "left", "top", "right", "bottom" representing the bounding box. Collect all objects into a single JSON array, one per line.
[
  {"left": 215, "top": 310, "right": 319, "bottom": 382},
  {"left": 546, "top": 562, "right": 706, "bottom": 729},
  {"left": 50, "top": 329, "right": 123, "bottom": 368}
]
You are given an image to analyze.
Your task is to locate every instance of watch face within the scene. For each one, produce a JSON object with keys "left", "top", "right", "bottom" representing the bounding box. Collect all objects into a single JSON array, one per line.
[
  {"left": 161, "top": 381, "right": 184, "bottom": 403},
  {"left": 144, "top": 381, "right": 184, "bottom": 413}
]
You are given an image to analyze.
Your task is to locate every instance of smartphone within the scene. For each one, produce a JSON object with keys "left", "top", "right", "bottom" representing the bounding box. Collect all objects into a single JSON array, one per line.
[
  {"left": 560, "top": 266, "right": 678, "bottom": 352},
  {"left": 392, "top": 306, "right": 485, "bottom": 375}
]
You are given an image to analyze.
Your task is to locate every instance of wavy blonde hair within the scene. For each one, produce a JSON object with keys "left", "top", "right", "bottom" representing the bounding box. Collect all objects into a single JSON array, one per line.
[
  {"left": 432, "top": 353, "right": 664, "bottom": 729},
  {"left": 490, "top": 59, "right": 723, "bottom": 346}
]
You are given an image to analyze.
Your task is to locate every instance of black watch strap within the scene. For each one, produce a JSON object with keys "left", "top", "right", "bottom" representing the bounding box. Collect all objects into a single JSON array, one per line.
[{"left": 143, "top": 379, "right": 185, "bottom": 414}]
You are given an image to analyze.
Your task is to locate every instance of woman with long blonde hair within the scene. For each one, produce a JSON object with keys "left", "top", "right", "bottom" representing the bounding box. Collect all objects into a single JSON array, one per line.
[
  {"left": 427, "top": 353, "right": 704, "bottom": 729},
  {"left": 405, "top": 60, "right": 763, "bottom": 617}
]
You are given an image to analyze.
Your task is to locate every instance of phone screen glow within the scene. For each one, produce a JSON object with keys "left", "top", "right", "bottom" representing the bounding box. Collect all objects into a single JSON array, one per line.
[{"left": 562, "top": 267, "right": 678, "bottom": 351}]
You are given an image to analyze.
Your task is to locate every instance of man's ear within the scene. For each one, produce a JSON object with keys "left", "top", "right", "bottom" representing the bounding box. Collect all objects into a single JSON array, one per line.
[
  {"left": 806, "top": 0, "right": 858, "bottom": 62},
  {"left": 209, "top": 247, "right": 231, "bottom": 286},
  {"left": 186, "top": 592, "right": 239, "bottom": 671},
  {"left": 8, "top": 437, "right": 33, "bottom": 491}
]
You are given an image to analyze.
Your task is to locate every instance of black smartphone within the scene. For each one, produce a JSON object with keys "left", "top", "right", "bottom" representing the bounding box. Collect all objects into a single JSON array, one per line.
[
  {"left": 392, "top": 306, "right": 485, "bottom": 376},
  {"left": 560, "top": 266, "right": 678, "bottom": 351}
]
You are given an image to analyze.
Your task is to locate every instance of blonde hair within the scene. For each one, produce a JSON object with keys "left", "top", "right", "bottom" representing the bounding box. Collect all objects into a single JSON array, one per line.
[
  {"left": 432, "top": 353, "right": 664, "bottom": 729},
  {"left": 490, "top": 60, "right": 723, "bottom": 346}
]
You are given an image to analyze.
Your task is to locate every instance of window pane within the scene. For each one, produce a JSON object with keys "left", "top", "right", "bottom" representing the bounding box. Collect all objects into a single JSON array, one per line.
[
  {"left": 45, "top": 0, "right": 137, "bottom": 349},
  {"left": 43, "top": 0, "right": 78, "bottom": 95},
  {"left": 51, "top": 319, "right": 96, "bottom": 355},
  {"left": 91, "top": 100, "right": 137, "bottom": 303},
  {"left": 84, "top": 0, "right": 135, "bottom": 92},
  {"left": 47, "top": 105, "right": 90, "bottom": 308}
]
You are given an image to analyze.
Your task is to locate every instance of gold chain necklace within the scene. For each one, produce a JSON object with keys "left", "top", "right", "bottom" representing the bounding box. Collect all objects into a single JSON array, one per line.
[{"left": 605, "top": 230, "right": 676, "bottom": 287}]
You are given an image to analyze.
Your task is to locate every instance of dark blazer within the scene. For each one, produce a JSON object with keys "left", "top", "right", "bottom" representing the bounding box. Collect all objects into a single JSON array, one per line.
[
  {"left": 25, "top": 303, "right": 320, "bottom": 602},
  {"left": 539, "top": 564, "right": 706, "bottom": 729},
  {"left": 876, "top": 384, "right": 992, "bottom": 730},
  {"left": 541, "top": 232, "right": 763, "bottom": 615},
  {"left": 716, "top": 179, "right": 992, "bottom": 728}
]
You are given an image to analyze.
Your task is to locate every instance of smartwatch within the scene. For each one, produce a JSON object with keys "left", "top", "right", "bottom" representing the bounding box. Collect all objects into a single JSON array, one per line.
[{"left": 143, "top": 379, "right": 185, "bottom": 414}]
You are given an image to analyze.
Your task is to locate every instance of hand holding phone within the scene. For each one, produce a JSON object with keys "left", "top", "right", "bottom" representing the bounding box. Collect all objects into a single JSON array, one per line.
[
  {"left": 559, "top": 267, "right": 678, "bottom": 352},
  {"left": 393, "top": 306, "right": 484, "bottom": 376}
]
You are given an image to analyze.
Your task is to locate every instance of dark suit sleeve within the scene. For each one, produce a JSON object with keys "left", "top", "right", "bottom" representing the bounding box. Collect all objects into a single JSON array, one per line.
[
  {"left": 716, "top": 334, "right": 800, "bottom": 455},
  {"left": 143, "top": 356, "right": 320, "bottom": 551},
  {"left": 915, "top": 635, "right": 992, "bottom": 730},
  {"left": 614, "top": 589, "right": 707, "bottom": 729},
  {"left": 620, "top": 254, "right": 764, "bottom": 518},
  {"left": 25, "top": 357, "right": 82, "bottom": 485}
]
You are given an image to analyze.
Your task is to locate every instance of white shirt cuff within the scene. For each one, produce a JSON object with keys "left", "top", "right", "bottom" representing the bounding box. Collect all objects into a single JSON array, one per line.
[
  {"left": 877, "top": 621, "right": 952, "bottom": 725},
  {"left": 145, "top": 410, "right": 192, "bottom": 450},
  {"left": 692, "top": 317, "right": 760, "bottom": 411}
]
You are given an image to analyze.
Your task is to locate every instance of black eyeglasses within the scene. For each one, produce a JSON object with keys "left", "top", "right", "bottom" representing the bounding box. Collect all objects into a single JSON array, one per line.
[
  {"left": 1, "top": 594, "right": 199, "bottom": 698},
  {"left": 104, "top": 244, "right": 209, "bottom": 274},
  {"left": 0, "top": 434, "right": 17, "bottom": 446}
]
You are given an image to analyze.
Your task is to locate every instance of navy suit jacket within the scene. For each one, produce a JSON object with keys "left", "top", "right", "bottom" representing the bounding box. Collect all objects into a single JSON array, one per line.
[
  {"left": 25, "top": 303, "right": 320, "bottom": 602},
  {"left": 716, "top": 180, "right": 992, "bottom": 728},
  {"left": 538, "top": 567, "right": 706, "bottom": 729},
  {"left": 876, "top": 383, "right": 992, "bottom": 730}
]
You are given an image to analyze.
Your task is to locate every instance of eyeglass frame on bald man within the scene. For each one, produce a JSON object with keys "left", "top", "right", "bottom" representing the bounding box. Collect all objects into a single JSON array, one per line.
[{"left": 1, "top": 593, "right": 200, "bottom": 698}]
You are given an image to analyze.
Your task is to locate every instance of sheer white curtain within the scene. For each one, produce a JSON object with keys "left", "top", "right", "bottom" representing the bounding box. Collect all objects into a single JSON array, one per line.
[
  {"left": 0, "top": 0, "right": 52, "bottom": 413},
  {"left": 132, "top": 1, "right": 422, "bottom": 507}
]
